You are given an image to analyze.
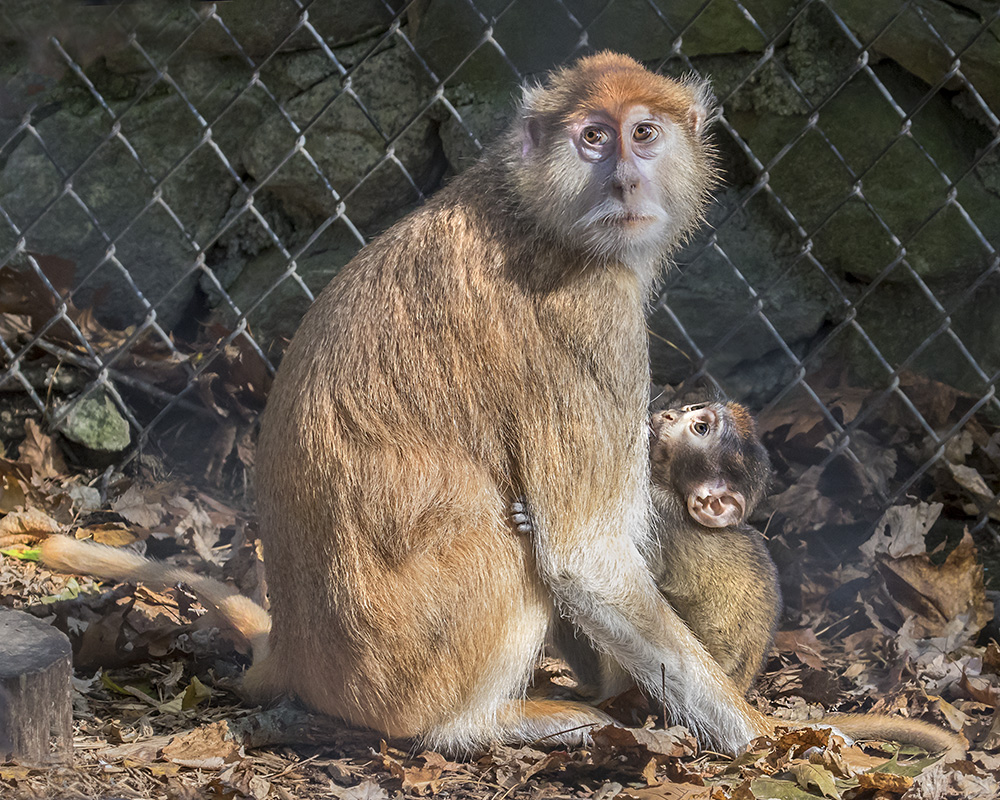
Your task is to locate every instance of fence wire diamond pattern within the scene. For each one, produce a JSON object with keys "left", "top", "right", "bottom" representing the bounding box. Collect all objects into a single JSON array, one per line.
[{"left": 0, "top": 0, "right": 997, "bottom": 562}]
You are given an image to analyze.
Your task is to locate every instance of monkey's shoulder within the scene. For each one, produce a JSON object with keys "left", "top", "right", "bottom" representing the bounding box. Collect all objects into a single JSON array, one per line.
[
  {"left": 656, "top": 524, "right": 779, "bottom": 622},
  {"left": 659, "top": 523, "right": 775, "bottom": 576}
]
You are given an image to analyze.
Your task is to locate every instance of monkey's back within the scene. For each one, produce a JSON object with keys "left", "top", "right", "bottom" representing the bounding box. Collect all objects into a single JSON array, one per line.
[
  {"left": 253, "top": 162, "right": 651, "bottom": 738},
  {"left": 655, "top": 525, "right": 781, "bottom": 693}
]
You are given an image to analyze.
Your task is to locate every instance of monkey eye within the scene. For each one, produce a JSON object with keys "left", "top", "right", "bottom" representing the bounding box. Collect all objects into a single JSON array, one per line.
[
  {"left": 692, "top": 420, "right": 711, "bottom": 437},
  {"left": 581, "top": 127, "right": 609, "bottom": 146},
  {"left": 633, "top": 124, "right": 658, "bottom": 142}
]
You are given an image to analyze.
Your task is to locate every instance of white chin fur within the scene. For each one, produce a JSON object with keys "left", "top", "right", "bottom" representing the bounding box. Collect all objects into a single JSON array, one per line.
[{"left": 576, "top": 212, "right": 674, "bottom": 268}]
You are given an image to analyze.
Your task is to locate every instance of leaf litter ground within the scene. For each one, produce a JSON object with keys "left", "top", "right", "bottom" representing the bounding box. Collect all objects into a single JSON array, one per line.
[{"left": 1, "top": 366, "right": 999, "bottom": 799}]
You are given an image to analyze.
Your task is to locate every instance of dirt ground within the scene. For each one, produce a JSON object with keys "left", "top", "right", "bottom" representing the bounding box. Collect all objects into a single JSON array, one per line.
[{"left": 1, "top": 366, "right": 999, "bottom": 799}]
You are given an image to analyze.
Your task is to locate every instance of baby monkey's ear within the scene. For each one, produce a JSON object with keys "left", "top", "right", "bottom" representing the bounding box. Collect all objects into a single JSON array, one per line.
[{"left": 686, "top": 479, "right": 746, "bottom": 528}]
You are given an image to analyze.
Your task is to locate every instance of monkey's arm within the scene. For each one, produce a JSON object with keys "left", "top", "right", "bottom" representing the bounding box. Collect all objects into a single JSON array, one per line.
[{"left": 526, "top": 493, "right": 769, "bottom": 753}]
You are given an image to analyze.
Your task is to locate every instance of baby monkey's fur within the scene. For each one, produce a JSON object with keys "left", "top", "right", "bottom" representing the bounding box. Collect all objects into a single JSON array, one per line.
[
  {"left": 535, "top": 401, "right": 964, "bottom": 757},
  {"left": 647, "top": 401, "right": 780, "bottom": 695}
]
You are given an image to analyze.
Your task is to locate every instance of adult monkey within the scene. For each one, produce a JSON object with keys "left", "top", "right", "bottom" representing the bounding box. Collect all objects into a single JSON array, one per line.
[
  {"left": 251, "top": 51, "right": 762, "bottom": 754},
  {"left": 47, "top": 52, "right": 763, "bottom": 754}
]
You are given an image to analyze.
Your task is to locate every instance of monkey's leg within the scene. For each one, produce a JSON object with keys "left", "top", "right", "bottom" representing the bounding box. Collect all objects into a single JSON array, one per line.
[
  {"left": 416, "top": 556, "right": 619, "bottom": 752},
  {"left": 549, "top": 617, "right": 634, "bottom": 700},
  {"left": 498, "top": 699, "right": 615, "bottom": 747},
  {"left": 427, "top": 697, "right": 615, "bottom": 753},
  {"left": 531, "top": 503, "right": 770, "bottom": 753}
]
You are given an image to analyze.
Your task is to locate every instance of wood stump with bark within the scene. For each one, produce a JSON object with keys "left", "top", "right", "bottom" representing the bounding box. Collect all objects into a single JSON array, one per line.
[{"left": 0, "top": 608, "right": 73, "bottom": 765}]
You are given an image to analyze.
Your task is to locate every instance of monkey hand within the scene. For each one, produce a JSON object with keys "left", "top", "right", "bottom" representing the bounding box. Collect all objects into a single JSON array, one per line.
[{"left": 511, "top": 498, "right": 534, "bottom": 534}]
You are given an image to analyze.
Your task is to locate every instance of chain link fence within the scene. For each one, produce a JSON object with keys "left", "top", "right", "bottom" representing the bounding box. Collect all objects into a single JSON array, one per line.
[{"left": 1, "top": 1, "right": 998, "bottom": 587}]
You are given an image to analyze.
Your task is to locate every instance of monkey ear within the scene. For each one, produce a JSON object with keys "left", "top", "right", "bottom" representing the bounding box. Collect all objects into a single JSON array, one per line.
[
  {"left": 688, "top": 105, "right": 707, "bottom": 137},
  {"left": 518, "top": 115, "right": 543, "bottom": 158},
  {"left": 517, "top": 85, "right": 546, "bottom": 157},
  {"left": 686, "top": 480, "right": 746, "bottom": 528},
  {"left": 685, "top": 78, "right": 716, "bottom": 138}
]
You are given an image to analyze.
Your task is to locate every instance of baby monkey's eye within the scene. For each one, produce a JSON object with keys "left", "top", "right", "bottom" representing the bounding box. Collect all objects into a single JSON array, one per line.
[
  {"left": 582, "top": 127, "right": 608, "bottom": 146},
  {"left": 692, "top": 420, "right": 710, "bottom": 437}
]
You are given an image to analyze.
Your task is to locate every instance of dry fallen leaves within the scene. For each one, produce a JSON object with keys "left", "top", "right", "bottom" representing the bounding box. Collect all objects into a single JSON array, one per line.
[
  {"left": 873, "top": 529, "right": 993, "bottom": 642},
  {"left": 1, "top": 363, "right": 998, "bottom": 798},
  {"left": 161, "top": 721, "right": 245, "bottom": 770},
  {"left": 17, "top": 418, "right": 68, "bottom": 481}
]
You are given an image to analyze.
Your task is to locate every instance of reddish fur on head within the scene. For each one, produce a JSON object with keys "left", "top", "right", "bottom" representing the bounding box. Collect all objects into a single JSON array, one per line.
[
  {"left": 510, "top": 53, "right": 717, "bottom": 282},
  {"left": 724, "top": 401, "right": 756, "bottom": 441},
  {"left": 531, "top": 52, "right": 708, "bottom": 134}
]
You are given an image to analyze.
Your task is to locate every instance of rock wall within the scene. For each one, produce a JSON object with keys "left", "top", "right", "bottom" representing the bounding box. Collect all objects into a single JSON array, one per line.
[{"left": 1, "top": 0, "right": 997, "bottom": 402}]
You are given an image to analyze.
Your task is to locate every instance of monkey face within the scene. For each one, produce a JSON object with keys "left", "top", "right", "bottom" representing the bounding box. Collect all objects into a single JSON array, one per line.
[
  {"left": 566, "top": 107, "right": 677, "bottom": 254},
  {"left": 649, "top": 402, "right": 760, "bottom": 529},
  {"left": 648, "top": 402, "right": 717, "bottom": 495},
  {"left": 540, "top": 106, "right": 708, "bottom": 268},
  {"left": 650, "top": 402, "right": 717, "bottom": 454},
  {"left": 510, "top": 57, "right": 716, "bottom": 274}
]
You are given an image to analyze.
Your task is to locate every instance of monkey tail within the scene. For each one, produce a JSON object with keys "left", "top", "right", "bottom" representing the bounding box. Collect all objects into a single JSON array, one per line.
[
  {"left": 41, "top": 535, "right": 271, "bottom": 661},
  {"left": 809, "top": 713, "right": 966, "bottom": 760}
]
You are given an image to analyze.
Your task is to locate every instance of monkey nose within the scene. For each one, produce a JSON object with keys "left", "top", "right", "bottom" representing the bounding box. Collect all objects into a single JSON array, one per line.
[{"left": 612, "top": 176, "right": 639, "bottom": 198}]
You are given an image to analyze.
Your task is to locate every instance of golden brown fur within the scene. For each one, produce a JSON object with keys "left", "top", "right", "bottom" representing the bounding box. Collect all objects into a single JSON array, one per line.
[
  {"left": 249, "top": 52, "right": 770, "bottom": 754},
  {"left": 647, "top": 402, "right": 780, "bottom": 695},
  {"left": 39, "top": 53, "right": 964, "bottom": 760}
]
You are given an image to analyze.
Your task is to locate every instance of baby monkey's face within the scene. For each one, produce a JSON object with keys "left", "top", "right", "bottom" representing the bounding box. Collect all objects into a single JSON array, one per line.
[
  {"left": 650, "top": 402, "right": 719, "bottom": 452},
  {"left": 649, "top": 401, "right": 767, "bottom": 529},
  {"left": 648, "top": 402, "right": 722, "bottom": 489}
]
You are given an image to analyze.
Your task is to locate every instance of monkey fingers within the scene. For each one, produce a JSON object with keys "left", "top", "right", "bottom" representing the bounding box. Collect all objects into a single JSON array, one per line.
[{"left": 510, "top": 498, "right": 534, "bottom": 534}]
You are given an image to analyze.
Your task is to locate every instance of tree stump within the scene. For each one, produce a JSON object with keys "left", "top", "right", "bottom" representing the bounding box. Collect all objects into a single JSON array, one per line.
[{"left": 0, "top": 608, "right": 73, "bottom": 765}]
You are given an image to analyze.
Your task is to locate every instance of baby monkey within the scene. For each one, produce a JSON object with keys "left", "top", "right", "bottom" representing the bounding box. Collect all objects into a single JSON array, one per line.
[
  {"left": 646, "top": 400, "right": 780, "bottom": 695},
  {"left": 515, "top": 399, "right": 778, "bottom": 696},
  {"left": 531, "top": 400, "right": 965, "bottom": 757}
]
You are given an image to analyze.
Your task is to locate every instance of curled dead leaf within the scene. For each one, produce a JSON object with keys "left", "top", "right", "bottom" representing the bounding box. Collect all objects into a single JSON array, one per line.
[
  {"left": 959, "top": 672, "right": 999, "bottom": 707},
  {"left": 111, "top": 484, "right": 165, "bottom": 528},
  {"left": 0, "top": 507, "right": 62, "bottom": 541},
  {"left": 74, "top": 521, "right": 147, "bottom": 548},
  {"left": 18, "top": 418, "right": 68, "bottom": 481},
  {"left": 592, "top": 724, "right": 696, "bottom": 764},
  {"left": 875, "top": 531, "right": 991, "bottom": 641},
  {"left": 161, "top": 721, "right": 244, "bottom": 769},
  {"left": 857, "top": 770, "right": 912, "bottom": 791},
  {"left": 616, "top": 782, "right": 715, "bottom": 799},
  {"left": 774, "top": 629, "right": 828, "bottom": 671},
  {"left": 773, "top": 726, "right": 844, "bottom": 759}
]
